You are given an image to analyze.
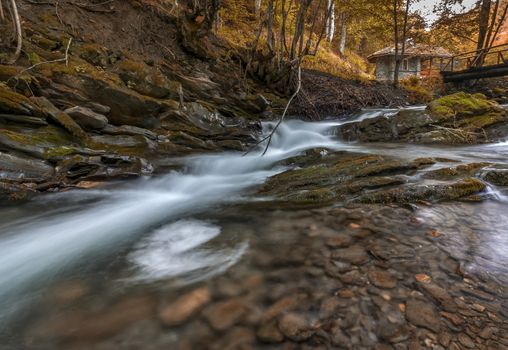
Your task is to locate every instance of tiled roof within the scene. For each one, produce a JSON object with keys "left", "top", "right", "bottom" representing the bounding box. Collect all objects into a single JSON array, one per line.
[{"left": 368, "top": 44, "right": 452, "bottom": 61}]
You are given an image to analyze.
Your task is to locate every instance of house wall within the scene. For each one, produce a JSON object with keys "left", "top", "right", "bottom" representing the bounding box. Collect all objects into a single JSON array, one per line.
[{"left": 374, "top": 56, "right": 421, "bottom": 81}]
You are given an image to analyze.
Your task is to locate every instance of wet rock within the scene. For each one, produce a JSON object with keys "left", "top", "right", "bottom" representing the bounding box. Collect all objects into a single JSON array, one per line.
[
  {"left": 51, "top": 72, "right": 170, "bottom": 128},
  {"left": 369, "top": 241, "right": 415, "bottom": 261},
  {"left": 331, "top": 245, "right": 370, "bottom": 265},
  {"left": 33, "top": 97, "right": 88, "bottom": 141},
  {"left": 64, "top": 106, "right": 109, "bottom": 130},
  {"left": 460, "top": 287, "right": 495, "bottom": 301},
  {"left": 0, "top": 181, "right": 37, "bottom": 200},
  {"left": 102, "top": 124, "right": 158, "bottom": 140},
  {"left": 261, "top": 294, "right": 307, "bottom": 322},
  {"left": 0, "top": 84, "right": 41, "bottom": 115},
  {"left": 417, "top": 282, "right": 457, "bottom": 312},
  {"left": 482, "top": 168, "right": 508, "bottom": 186},
  {"left": 368, "top": 270, "right": 397, "bottom": 289},
  {"left": 423, "top": 163, "right": 490, "bottom": 180},
  {"left": 405, "top": 298, "right": 441, "bottom": 332},
  {"left": 211, "top": 327, "right": 255, "bottom": 350},
  {"left": 0, "top": 152, "right": 54, "bottom": 181},
  {"left": 377, "top": 319, "right": 409, "bottom": 343},
  {"left": 159, "top": 287, "right": 211, "bottom": 327},
  {"left": 117, "top": 58, "right": 181, "bottom": 99},
  {"left": 0, "top": 113, "right": 48, "bottom": 126},
  {"left": 203, "top": 298, "right": 248, "bottom": 331},
  {"left": 326, "top": 234, "right": 352, "bottom": 248},
  {"left": 354, "top": 178, "right": 486, "bottom": 204},
  {"left": 457, "top": 333, "right": 476, "bottom": 348},
  {"left": 0, "top": 125, "right": 78, "bottom": 158},
  {"left": 339, "top": 92, "right": 507, "bottom": 144},
  {"left": 90, "top": 135, "right": 156, "bottom": 155},
  {"left": 277, "top": 312, "right": 314, "bottom": 341},
  {"left": 85, "top": 102, "right": 111, "bottom": 115},
  {"left": 257, "top": 319, "right": 284, "bottom": 343}
]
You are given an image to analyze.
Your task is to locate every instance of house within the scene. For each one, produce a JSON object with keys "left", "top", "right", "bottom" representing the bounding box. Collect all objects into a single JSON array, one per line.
[{"left": 368, "top": 44, "right": 452, "bottom": 81}]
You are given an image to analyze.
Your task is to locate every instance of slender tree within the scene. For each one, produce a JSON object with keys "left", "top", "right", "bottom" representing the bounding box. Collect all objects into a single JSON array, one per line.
[{"left": 8, "top": 0, "right": 22, "bottom": 64}]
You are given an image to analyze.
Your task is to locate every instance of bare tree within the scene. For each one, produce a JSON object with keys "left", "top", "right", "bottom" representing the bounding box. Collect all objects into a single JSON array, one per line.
[
  {"left": 7, "top": 0, "right": 22, "bottom": 64},
  {"left": 1, "top": 0, "right": 5, "bottom": 22},
  {"left": 255, "top": 0, "right": 262, "bottom": 16},
  {"left": 393, "top": 0, "right": 410, "bottom": 88},
  {"left": 338, "top": 12, "right": 346, "bottom": 55}
]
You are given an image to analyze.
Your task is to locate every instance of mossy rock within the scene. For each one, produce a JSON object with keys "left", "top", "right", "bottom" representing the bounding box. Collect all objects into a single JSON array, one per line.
[
  {"left": 32, "top": 97, "right": 88, "bottom": 143},
  {"left": 117, "top": 58, "right": 181, "bottom": 99},
  {"left": 0, "top": 84, "right": 40, "bottom": 116},
  {"left": 423, "top": 163, "right": 491, "bottom": 180},
  {"left": 77, "top": 43, "right": 110, "bottom": 67},
  {"left": 353, "top": 178, "right": 486, "bottom": 204},
  {"left": 427, "top": 92, "right": 503, "bottom": 121},
  {"left": 456, "top": 112, "right": 507, "bottom": 131},
  {"left": 0, "top": 125, "right": 77, "bottom": 158},
  {"left": 481, "top": 168, "right": 508, "bottom": 186}
]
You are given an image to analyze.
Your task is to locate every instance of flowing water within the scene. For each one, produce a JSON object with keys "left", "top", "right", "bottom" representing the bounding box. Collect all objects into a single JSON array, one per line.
[{"left": 1, "top": 107, "right": 508, "bottom": 348}]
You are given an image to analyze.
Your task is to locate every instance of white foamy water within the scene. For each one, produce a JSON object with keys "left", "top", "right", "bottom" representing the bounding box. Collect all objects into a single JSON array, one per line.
[{"left": 127, "top": 219, "right": 248, "bottom": 284}]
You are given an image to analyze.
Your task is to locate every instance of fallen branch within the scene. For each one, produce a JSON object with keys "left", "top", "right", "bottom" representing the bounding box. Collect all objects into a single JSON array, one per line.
[
  {"left": 430, "top": 124, "right": 477, "bottom": 143},
  {"left": 244, "top": 63, "right": 302, "bottom": 156},
  {"left": 8, "top": 37, "right": 72, "bottom": 84}
]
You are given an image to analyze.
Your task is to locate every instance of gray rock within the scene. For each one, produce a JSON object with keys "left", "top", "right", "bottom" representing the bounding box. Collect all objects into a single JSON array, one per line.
[
  {"left": 0, "top": 152, "right": 54, "bottom": 182},
  {"left": 102, "top": 124, "right": 158, "bottom": 140},
  {"left": 85, "top": 102, "right": 111, "bottom": 115},
  {"left": 0, "top": 113, "right": 48, "bottom": 126},
  {"left": 64, "top": 106, "right": 109, "bottom": 130},
  {"left": 91, "top": 135, "right": 155, "bottom": 150}
]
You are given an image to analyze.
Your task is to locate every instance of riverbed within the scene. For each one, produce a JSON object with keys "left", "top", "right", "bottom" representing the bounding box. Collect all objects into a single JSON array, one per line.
[{"left": 1, "top": 107, "right": 508, "bottom": 349}]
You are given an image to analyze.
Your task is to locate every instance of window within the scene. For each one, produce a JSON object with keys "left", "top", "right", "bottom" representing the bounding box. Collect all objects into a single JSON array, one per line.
[{"left": 402, "top": 59, "right": 409, "bottom": 71}]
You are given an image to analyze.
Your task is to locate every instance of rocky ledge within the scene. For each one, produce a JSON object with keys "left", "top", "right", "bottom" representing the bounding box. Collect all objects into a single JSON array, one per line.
[
  {"left": 339, "top": 92, "right": 508, "bottom": 144},
  {"left": 259, "top": 148, "right": 508, "bottom": 207}
]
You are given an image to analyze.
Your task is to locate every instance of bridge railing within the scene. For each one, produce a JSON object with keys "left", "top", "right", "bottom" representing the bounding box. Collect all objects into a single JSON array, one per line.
[{"left": 441, "top": 43, "right": 508, "bottom": 72}]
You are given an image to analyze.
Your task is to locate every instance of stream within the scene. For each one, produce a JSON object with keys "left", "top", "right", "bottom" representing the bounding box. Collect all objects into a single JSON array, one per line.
[{"left": 1, "top": 106, "right": 508, "bottom": 349}]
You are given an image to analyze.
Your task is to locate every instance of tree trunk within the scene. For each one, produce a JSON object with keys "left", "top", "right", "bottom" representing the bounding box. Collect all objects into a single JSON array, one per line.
[
  {"left": 477, "top": 0, "right": 492, "bottom": 50},
  {"left": 329, "top": 1, "right": 335, "bottom": 43},
  {"left": 267, "top": 0, "right": 275, "bottom": 54},
  {"left": 0, "top": 0, "right": 5, "bottom": 22},
  {"left": 255, "top": 0, "right": 262, "bottom": 16},
  {"left": 393, "top": 0, "right": 400, "bottom": 87},
  {"left": 338, "top": 12, "right": 346, "bottom": 56},
  {"left": 8, "top": 0, "right": 22, "bottom": 64}
]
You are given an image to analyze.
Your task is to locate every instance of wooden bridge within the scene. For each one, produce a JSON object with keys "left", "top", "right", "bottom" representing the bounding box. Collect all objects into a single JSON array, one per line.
[{"left": 440, "top": 43, "right": 508, "bottom": 83}]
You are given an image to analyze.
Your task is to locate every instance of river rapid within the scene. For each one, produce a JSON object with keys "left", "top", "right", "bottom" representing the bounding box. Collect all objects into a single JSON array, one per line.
[{"left": 1, "top": 106, "right": 508, "bottom": 349}]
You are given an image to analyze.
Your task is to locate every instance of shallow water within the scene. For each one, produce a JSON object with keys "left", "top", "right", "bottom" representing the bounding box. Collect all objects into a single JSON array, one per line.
[{"left": 1, "top": 107, "right": 508, "bottom": 348}]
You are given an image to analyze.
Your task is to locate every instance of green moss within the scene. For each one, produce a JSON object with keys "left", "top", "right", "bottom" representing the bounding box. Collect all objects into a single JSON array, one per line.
[
  {"left": 28, "top": 52, "right": 41, "bottom": 65},
  {"left": 456, "top": 112, "right": 507, "bottom": 130},
  {"left": 285, "top": 188, "right": 335, "bottom": 204},
  {"left": 355, "top": 178, "right": 486, "bottom": 204},
  {"left": 43, "top": 146, "right": 78, "bottom": 159},
  {"left": 1, "top": 125, "right": 74, "bottom": 147},
  {"left": 0, "top": 84, "right": 36, "bottom": 115},
  {"left": 427, "top": 92, "right": 500, "bottom": 121}
]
